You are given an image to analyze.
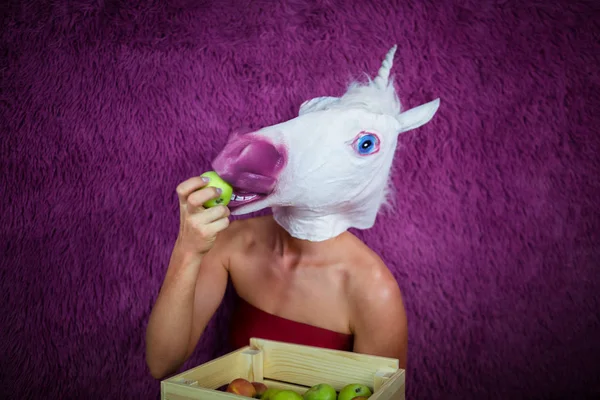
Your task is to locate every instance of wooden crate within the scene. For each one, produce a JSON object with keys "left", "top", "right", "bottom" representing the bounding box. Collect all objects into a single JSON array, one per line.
[{"left": 162, "top": 338, "right": 405, "bottom": 400}]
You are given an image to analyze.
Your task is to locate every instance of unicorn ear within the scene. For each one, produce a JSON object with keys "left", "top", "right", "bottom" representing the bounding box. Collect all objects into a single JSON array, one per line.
[
  {"left": 397, "top": 98, "right": 440, "bottom": 133},
  {"left": 298, "top": 96, "right": 339, "bottom": 116}
]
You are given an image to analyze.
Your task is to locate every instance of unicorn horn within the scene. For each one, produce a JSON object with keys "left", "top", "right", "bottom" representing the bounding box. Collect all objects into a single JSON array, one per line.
[{"left": 373, "top": 44, "right": 398, "bottom": 89}]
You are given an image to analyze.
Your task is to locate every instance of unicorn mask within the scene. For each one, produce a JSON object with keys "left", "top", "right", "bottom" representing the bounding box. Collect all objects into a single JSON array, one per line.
[{"left": 212, "top": 45, "right": 440, "bottom": 242}]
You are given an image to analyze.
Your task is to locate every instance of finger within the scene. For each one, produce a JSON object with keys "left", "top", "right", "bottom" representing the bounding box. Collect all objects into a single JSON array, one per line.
[
  {"left": 176, "top": 176, "right": 210, "bottom": 205},
  {"left": 187, "top": 187, "right": 223, "bottom": 212},
  {"left": 190, "top": 205, "right": 230, "bottom": 225},
  {"left": 200, "top": 215, "right": 231, "bottom": 237},
  {"left": 203, "top": 204, "right": 231, "bottom": 222}
]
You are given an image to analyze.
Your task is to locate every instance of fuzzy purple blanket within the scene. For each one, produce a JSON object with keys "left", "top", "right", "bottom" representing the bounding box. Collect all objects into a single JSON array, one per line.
[{"left": 2, "top": 0, "right": 599, "bottom": 399}]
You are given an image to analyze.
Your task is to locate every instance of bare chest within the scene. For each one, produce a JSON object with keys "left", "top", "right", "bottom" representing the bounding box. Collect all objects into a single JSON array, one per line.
[{"left": 228, "top": 252, "right": 353, "bottom": 334}]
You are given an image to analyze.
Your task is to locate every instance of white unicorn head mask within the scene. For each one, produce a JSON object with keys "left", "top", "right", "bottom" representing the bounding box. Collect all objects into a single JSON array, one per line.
[{"left": 212, "top": 45, "right": 440, "bottom": 241}]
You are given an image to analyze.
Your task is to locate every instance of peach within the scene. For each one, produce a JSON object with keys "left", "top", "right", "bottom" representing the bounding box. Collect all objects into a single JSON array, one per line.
[
  {"left": 226, "top": 378, "right": 257, "bottom": 397},
  {"left": 252, "top": 381, "right": 269, "bottom": 397}
]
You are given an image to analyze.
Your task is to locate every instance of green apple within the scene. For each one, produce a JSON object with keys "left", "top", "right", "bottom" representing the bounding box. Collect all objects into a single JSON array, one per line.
[
  {"left": 337, "top": 384, "right": 372, "bottom": 400},
  {"left": 271, "top": 390, "right": 303, "bottom": 400},
  {"left": 200, "top": 171, "right": 233, "bottom": 208},
  {"left": 303, "top": 383, "right": 337, "bottom": 400},
  {"left": 261, "top": 388, "right": 281, "bottom": 400}
]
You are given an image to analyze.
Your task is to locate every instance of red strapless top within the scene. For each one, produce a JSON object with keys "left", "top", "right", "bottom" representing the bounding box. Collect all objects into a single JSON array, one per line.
[{"left": 229, "top": 297, "right": 354, "bottom": 351}]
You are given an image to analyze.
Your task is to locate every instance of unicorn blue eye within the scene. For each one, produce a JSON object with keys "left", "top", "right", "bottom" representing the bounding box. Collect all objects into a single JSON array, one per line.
[{"left": 354, "top": 133, "right": 380, "bottom": 155}]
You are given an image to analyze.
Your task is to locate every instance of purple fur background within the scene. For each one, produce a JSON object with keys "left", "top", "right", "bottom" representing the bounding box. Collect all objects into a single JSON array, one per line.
[{"left": 1, "top": 0, "right": 599, "bottom": 399}]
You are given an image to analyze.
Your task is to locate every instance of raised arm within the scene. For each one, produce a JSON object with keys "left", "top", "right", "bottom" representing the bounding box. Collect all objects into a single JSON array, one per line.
[{"left": 145, "top": 177, "right": 231, "bottom": 379}]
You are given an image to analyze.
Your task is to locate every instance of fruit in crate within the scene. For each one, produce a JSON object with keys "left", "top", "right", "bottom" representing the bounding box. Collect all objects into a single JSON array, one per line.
[
  {"left": 337, "top": 383, "right": 372, "bottom": 400},
  {"left": 252, "top": 381, "right": 268, "bottom": 397},
  {"left": 351, "top": 397, "right": 370, "bottom": 400},
  {"left": 261, "top": 387, "right": 281, "bottom": 399},
  {"left": 271, "top": 390, "right": 303, "bottom": 400},
  {"left": 303, "top": 383, "right": 337, "bottom": 400},
  {"left": 226, "top": 378, "right": 257, "bottom": 397}
]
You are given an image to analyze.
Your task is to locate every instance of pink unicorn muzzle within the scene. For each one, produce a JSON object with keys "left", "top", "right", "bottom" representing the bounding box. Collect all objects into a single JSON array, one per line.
[{"left": 212, "top": 133, "right": 287, "bottom": 210}]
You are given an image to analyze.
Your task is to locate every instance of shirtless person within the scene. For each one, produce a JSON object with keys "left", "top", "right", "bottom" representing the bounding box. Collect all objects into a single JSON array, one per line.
[
  {"left": 145, "top": 45, "right": 439, "bottom": 379},
  {"left": 145, "top": 178, "right": 408, "bottom": 379}
]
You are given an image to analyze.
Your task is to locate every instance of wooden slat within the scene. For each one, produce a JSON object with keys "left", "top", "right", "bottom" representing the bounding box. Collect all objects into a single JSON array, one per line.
[
  {"left": 165, "top": 346, "right": 251, "bottom": 389},
  {"left": 261, "top": 378, "right": 310, "bottom": 395},
  {"left": 250, "top": 338, "right": 399, "bottom": 391},
  {"left": 162, "top": 381, "right": 242, "bottom": 400},
  {"left": 242, "top": 348, "right": 264, "bottom": 382},
  {"left": 370, "top": 369, "right": 405, "bottom": 400},
  {"left": 373, "top": 367, "right": 397, "bottom": 391}
]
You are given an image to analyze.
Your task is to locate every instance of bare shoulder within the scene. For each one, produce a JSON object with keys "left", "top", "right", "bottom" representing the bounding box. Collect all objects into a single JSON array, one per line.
[
  {"left": 342, "top": 234, "right": 398, "bottom": 285},
  {"left": 343, "top": 234, "right": 408, "bottom": 364},
  {"left": 344, "top": 236, "right": 403, "bottom": 305}
]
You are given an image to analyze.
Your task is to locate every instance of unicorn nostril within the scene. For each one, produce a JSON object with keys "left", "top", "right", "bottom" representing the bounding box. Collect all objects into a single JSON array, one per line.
[
  {"left": 237, "top": 140, "right": 284, "bottom": 176},
  {"left": 212, "top": 135, "right": 286, "bottom": 194}
]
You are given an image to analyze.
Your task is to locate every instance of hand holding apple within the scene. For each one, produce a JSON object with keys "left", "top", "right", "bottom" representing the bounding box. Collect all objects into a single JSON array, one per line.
[
  {"left": 200, "top": 171, "right": 233, "bottom": 208},
  {"left": 174, "top": 174, "right": 231, "bottom": 256}
]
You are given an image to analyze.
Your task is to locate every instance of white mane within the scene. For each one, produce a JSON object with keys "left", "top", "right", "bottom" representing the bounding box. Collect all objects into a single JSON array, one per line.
[{"left": 335, "top": 76, "right": 402, "bottom": 117}]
